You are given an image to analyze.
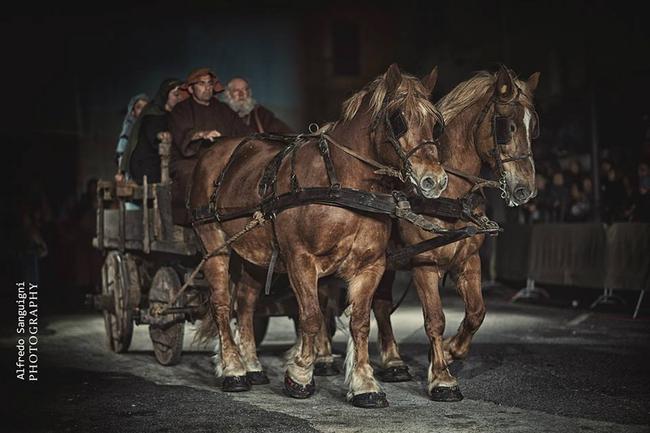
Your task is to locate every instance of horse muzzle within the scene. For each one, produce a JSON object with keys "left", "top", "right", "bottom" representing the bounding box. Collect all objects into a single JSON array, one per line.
[
  {"left": 419, "top": 172, "right": 448, "bottom": 199},
  {"left": 510, "top": 184, "right": 533, "bottom": 206}
]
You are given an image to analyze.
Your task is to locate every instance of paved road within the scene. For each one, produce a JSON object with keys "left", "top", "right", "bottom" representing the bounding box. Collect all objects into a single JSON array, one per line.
[{"left": 1, "top": 279, "right": 649, "bottom": 433}]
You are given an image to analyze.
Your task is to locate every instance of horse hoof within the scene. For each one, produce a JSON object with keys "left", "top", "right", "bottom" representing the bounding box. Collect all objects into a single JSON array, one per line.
[
  {"left": 246, "top": 370, "right": 270, "bottom": 385},
  {"left": 377, "top": 366, "right": 412, "bottom": 383},
  {"left": 222, "top": 375, "right": 251, "bottom": 392},
  {"left": 313, "top": 361, "right": 339, "bottom": 376},
  {"left": 351, "top": 392, "right": 389, "bottom": 409},
  {"left": 283, "top": 373, "right": 315, "bottom": 399},
  {"left": 429, "top": 385, "right": 464, "bottom": 402}
]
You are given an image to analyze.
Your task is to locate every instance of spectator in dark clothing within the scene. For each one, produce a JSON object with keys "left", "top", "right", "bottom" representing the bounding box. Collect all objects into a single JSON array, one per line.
[
  {"left": 564, "top": 159, "right": 582, "bottom": 190},
  {"left": 631, "top": 162, "right": 650, "bottom": 222},
  {"left": 547, "top": 172, "right": 569, "bottom": 222},
  {"left": 524, "top": 173, "right": 551, "bottom": 223},
  {"left": 600, "top": 165, "right": 627, "bottom": 223},
  {"left": 567, "top": 183, "right": 591, "bottom": 222},
  {"left": 121, "top": 78, "right": 187, "bottom": 183}
]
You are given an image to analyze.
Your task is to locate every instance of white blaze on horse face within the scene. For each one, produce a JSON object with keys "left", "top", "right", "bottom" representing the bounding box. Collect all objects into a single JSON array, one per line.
[
  {"left": 524, "top": 107, "right": 536, "bottom": 185},
  {"left": 524, "top": 108, "right": 532, "bottom": 147}
]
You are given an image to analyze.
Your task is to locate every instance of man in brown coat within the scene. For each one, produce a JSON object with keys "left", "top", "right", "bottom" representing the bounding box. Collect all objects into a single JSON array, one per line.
[
  {"left": 223, "top": 77, "right": 293, "bottom": 134},
  {"left": 169, "top": 67, "right": 254, "bottom": 224}
]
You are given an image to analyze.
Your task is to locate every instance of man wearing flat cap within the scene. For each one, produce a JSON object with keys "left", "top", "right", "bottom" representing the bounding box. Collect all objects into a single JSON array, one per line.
[{"left": 169, "top": 67, "right": 254, "bottom": 224}]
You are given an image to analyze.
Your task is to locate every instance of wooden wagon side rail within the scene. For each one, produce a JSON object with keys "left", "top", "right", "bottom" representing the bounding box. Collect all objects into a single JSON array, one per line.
[{"left": 94, "top": 131, "right": 200, "bottom": 255}]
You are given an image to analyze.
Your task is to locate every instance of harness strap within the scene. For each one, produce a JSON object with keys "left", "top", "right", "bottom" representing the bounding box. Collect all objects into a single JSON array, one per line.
[
  {"left": 317, "top": 135, "right": 340, "bottom": 189},
  {"left": 209, "top": 135, "right": 258, "bottom": 220},
  {"left": 169, "top": 211, "right": 268, "bottom": 307},
  {"left": 443, "top": 165, "right": 502, "bottom": 194},
  {"left": 387, "top": 227, "right": 477, "bottom": 266},
  {"left": 323, "top": 134, "right": 405, "bottom": 181}
]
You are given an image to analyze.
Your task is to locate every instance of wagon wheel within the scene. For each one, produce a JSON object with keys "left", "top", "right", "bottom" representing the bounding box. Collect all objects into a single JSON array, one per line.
[
  {"left": 253, "top": 316, "right": 270, "bottom": 346},
  {"left": 101, "top": 251, "right": 134, "bottom": 353},
  {"left": 148, "top": 267, "right": 185, "bottom": 366}
]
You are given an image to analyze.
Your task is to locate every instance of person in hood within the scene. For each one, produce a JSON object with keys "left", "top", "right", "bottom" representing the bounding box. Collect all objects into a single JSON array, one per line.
[
  {"left": 120, "top": 79, "right": 188, "bottom": 183},
  {"left": 115, "top": 93, "right": 149, "bottom": 179}
]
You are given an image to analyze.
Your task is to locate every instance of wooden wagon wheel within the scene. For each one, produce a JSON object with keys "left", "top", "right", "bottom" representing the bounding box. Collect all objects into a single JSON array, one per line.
[
  {"left": 148, "top": 267, "right": 185, "bottom": 366},
  {"left": 101, "top": 251, "right": 134, "bottom": 353}
]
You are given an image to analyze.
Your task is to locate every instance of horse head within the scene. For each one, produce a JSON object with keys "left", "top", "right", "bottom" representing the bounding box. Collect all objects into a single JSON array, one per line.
[
  {"left": 343, "top": 63, "right": 448, "bottom": 198},
  {"left": 473, "top": 65, "right": 540, "bottom": 206}
]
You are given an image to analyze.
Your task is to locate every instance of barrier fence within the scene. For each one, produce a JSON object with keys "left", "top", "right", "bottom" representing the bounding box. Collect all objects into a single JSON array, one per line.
[{"left": 494, "top": 223, "right": 650, "bottom": 318}]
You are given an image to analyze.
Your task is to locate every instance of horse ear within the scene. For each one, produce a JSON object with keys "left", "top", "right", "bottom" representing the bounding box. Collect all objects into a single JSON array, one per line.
[
  {"left": 385, "top": 63, "right": 402, "bottom": 95},
  {"left": 527, "top": 72, "right": 541, "bottom": 93},
  {"left": 495, "top": 65, "right": 516, "bottom": 100},
  {"left": 421, "top": 66, "right": 438, "bottom": 97}
]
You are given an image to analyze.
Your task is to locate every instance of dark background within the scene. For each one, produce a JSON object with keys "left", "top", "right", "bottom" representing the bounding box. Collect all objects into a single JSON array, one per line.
[{"left": 1, "top": 0, "right": 649, "bottom": 301}]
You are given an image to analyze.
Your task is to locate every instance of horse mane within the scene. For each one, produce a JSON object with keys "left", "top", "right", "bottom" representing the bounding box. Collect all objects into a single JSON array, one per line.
[
  {"left": 436, "top": 69, "right": 534, "bottom": 124},
  {"left": 341, "top": 71, "right": 440, "bottom": 130}
]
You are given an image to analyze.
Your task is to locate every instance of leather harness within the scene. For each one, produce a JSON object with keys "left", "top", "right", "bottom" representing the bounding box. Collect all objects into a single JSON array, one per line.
[{"left": 190, "top": 127, "right": 500, "bottom": 266}]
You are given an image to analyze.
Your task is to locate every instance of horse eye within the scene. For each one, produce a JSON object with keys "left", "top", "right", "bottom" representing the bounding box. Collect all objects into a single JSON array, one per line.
[{"left": 510, "top": 122, "right": 517, "bottom": 133}]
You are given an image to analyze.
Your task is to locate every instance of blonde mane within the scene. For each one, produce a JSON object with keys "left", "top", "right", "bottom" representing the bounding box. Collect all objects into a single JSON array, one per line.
[
  {"left": 436, "top": 70, "right": 534, "bottom": 124},
  {"left": 341, "top": 71, "right": 440, "bottom": 130}
]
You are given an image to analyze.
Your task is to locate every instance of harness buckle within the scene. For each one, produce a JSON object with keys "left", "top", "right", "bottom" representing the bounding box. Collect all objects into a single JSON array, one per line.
[
  {"left": 328, "top": 183, "right": 342, "bottom": 198},
  {"left": 392, "top": 190, "right": 412, "bottom": 218},
  {"left": 260, "top": 196, "right": 279, "bottom": 220}
]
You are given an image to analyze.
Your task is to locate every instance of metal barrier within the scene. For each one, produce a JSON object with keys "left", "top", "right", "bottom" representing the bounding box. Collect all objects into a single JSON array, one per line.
[
  {"left": 495, "top": 223, "right": 649, "bottom": 318},
  {"left": 603, "top": 223, "right": 650, "bottom": 318}
]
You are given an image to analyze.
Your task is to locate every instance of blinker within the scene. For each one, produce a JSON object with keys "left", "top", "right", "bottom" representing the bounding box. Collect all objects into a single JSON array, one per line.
[
  {"left": 389, "top": 111, "right": 408, "bottom": 139},
  {"left": 494, "top": 116, "right": 511, "bottom": 145}
]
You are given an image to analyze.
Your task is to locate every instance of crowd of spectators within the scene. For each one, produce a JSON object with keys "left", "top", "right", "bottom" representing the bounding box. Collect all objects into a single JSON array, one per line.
[{"left": 520, "top": 156, "right": 650, "bottom": 224}]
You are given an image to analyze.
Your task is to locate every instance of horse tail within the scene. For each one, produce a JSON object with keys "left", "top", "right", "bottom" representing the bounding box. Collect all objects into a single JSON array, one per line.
[{"left": 192, "top": 304, "right": 219, "bottom": 346}]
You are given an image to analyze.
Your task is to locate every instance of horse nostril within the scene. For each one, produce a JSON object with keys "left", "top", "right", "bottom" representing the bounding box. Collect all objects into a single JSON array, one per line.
[
  {"left": 420, "top": 176, "right": 436, "bottom": 191},
  {"left": 513, "top": 186, "right": 530, "bottom": 202}
]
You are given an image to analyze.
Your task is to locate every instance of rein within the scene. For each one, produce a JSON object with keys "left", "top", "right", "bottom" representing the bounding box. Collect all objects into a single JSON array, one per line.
[{"left": 322, "top": 133, "right": 406, "bottom": 182}]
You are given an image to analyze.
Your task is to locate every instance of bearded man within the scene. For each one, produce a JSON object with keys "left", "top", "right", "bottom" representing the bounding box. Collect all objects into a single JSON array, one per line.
[{"left": 223, "top": 77, "right": 292, "bottom": 134}]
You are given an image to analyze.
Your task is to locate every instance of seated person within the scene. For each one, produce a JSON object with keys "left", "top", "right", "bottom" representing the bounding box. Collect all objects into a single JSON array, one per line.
[
  {"left": 120, "top": 78, "right": 187, "bottom": 184},
  {"left": 115, "top": 93, "right": 149, "bottom": 180},
  {"left": 169, "top": 67, "right": 254, "bottom": 224},
  {"left": 223, "top": 77, "right": 293, "bottom": 134}
]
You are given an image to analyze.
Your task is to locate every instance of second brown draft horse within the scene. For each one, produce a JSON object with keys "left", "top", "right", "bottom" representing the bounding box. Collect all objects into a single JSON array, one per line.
[{"left": 373, "top": 65, "right": 541, "bottom": 401}]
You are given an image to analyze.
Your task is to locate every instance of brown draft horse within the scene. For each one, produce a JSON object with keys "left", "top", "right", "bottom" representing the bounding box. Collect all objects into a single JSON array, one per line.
[
  {"left": 370, "top": 65, "right": 541, "bottom": 401},
  {"left": 190, "top": 64, "right": 447, "bottom": 408}
]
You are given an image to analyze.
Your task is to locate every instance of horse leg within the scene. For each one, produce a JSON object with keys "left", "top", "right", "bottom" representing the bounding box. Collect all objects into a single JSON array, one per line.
[
  {"left": 283, "top": 254, "right": 321, "bottom": 398},
  {"left": 413, "top": 266, "right": 463, "bottom": 401},
  {"left": 199, "top": 227, "right": 249, "bottom": 392},
  {"left": 313, "top": 313, "right": 338, "bottom": 376},
  {"left": 345, "top": 260, "right": 389, "bottom": 408},
  {"left": 234, "top": 259, "right": 269, "bottom": 385},
  {"left": 444, "top": 253, "right": 485, "bottom": 363},
  {"left": 205, "top": 256, "right": 249, "bottom": 392},
  {"left": 313, "top": 279, "right": 340, "bottom": 376},
  {"left": 373, "top": 270, "right": 411, "bottom": 382}
]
